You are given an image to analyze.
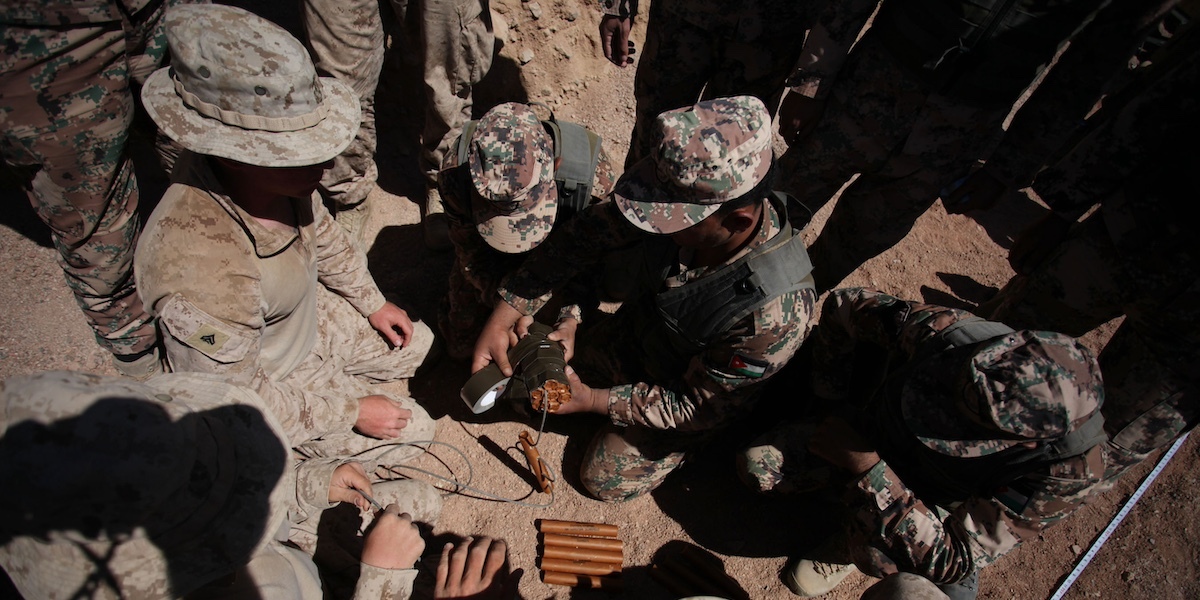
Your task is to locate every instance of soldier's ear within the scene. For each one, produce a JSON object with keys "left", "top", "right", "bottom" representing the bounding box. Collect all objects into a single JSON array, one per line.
[{"left": 722, "top": 204, "right": 760, "bottom": 234}]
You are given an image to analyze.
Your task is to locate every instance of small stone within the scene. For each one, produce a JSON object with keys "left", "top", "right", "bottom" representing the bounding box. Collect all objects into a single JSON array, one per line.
[
  {"left": 528, "top": 2, "right": 542, "bottom": 19},
  {"left": 519, "top": 48, "right": 535, "bottom": 64},
  {"left": 1070, "top": 544, "right": 1082, "bottom": 555},
  {"left": 1121, "top": 571, "right": 1135, "bottom": 582},
  {"left": 556, "top": 45, "right": 572, "bottom": 59},
  {"left": 565, "top": 9, "right": 578, "bottom": 21}
]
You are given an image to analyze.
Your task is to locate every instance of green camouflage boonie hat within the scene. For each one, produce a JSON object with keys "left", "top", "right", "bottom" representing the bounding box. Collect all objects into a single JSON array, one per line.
[
  {"left": 141, "top": 4, "right": 360, "bottom": 167},
  {"left": 615, "top": 95, "right": 773, "bottom": 234},
  {"left": 900, "top": 330, "right": 1105, "bottom": 458},
  {"left": 0, "top": 371, "right": 291, "bottom": 598},
  {"left": 469, "top": 103, "right": 558, "bottom": 253}
]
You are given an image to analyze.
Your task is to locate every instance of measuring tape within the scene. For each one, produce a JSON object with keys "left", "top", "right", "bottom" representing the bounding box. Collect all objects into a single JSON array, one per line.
[{"left": 1048, "top": 431, "right": 1192, "bottom": 600}]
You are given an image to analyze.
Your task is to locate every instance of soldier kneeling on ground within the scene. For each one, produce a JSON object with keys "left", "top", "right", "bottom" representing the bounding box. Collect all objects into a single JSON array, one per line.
[{"left": 738, "top": 288, "right": 1110, "bottom": 599}]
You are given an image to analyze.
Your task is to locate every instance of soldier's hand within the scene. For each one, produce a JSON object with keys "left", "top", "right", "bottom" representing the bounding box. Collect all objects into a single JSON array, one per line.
[
  {"left": 356, "top": 395, "right": 413, "bottom": 439},
  {"left": 599, "top": 15, "right": 634, "bottom": 67},
  {"left": 362, "top": 505, "right": 425, "bottom": 570},
  {"left": 807, "top": 416, "right": 880, "bottom": 476},
  {"left": 546, "top": 317, "right": 579, "bottom": 362},
  {"left": 472, "top": 302, "right": 525, "bottom": 375},
  {"left": 328, "top": 462, "right": 374, "bottom": 510},
  {"left": 558, "top": 366, "right": 609, "bottom": 415},
  {"left": 434, "top": 536, "right": 516, "bottom": 599},
  {"left": 369, "top": 301, "right": 415, "bottom": 349},
  {"left": 942, "top": 169, "right": 1007, "bottom": 215},
  {"left": 777, "top": 92, "right": 826, "bottom": 146}
]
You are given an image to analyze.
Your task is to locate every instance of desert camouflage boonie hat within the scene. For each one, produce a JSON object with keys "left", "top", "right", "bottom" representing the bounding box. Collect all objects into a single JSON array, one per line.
[
  {"left": 900, "top": 330, "right": 1105, "bottom": 458},
  {"left": 0, "top": 371, "right": 291, "bottom": 598},
  {"left": 141, "top": 4, "right": 360, "bottom": 167},
  {"left": 615, "top": 95, "right": 773, "bottom": 234},
  {"left": 469, "top": 103, "right": 558, "bottom": 253}
]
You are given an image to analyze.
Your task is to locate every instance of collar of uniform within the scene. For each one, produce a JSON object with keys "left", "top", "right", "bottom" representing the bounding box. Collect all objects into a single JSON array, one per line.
[
  {"left": 674, "top": 198, "right": 781, "bottom": 283},
  {"left": 178, "top": 152, "right": 303, "bottom": 257}
]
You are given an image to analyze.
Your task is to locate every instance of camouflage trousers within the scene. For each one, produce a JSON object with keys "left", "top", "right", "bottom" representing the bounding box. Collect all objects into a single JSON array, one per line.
[
  {"left": 985, "top": 212, "right": 1200, "bottom": 482},
  {"left": 304, "top": 0, "right": 494, "bottom": 203},
  {"left": 437, "top": 256, "right": 501, "bottom": 360},
  {"left": 570, "top": 310, "right": 713, "bottom": 502},
  {"left": 737, "top": 421, "right": 955, "bottom": 581},
  {"left": 625, "top": 0, "right": 811, "bottom": 167},
  {"left": 302, "top": 0, "right": 387, "bottom": 208},
  {"left": 861, "top": 573, "right": 950, "bottom": 600},
  {"left": 287, "top": 286, "right": 437, "bottom": 465},
  {"left": 777, "top": 33, "right": 1012, "bottom": 292},
  {"left": 0, "top": 16, "right": 164, "bottom": 357}
]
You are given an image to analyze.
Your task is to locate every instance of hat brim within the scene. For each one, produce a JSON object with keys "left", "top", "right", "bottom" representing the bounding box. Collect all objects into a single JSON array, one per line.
[
  {"left": 472, "top": 175, "right": 559, "bottom": 253},
  {"left": 899, "top": 348, "right": 1024, "bottom": 458},
  {"left": 142, "top": 68, "right": 360, "bottom": 168},
  {"left": 613, "top": 156, "right": 722, "bottom": 235}
]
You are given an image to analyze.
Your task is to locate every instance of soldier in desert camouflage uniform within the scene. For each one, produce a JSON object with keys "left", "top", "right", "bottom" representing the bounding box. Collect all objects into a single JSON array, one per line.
[
  {"left": 598, "top": 0, "right": 816, "bottom": 167},
  {"left": 473, "top": 97, "right": 819, "bottom": 502},
  {"left": 134, "top": 5, "right": 436, "bottom": 466},
  {"left": 738, "top": 288, "right": 1108, "bottom": 598},
  {"left": 0, "top": 0, "right": 180, "bottom": 378},
  {"left": 0, "top": 370, "right": 511, "bottom": 599},
  {"left": 437, "top": 102, "right": 616, "bottom": 360},
  {"left": 978, "top": 7, "right": 1200, "bottom": 483},
  {"left": 776, "top": 0, "right": 1156, "bottom": 293},
  {"left": 300, "top": 0, "right": 495, "bottom": 249}
]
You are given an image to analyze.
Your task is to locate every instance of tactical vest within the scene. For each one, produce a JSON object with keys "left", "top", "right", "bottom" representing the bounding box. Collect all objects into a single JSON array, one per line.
[
  {"left": 872, "top": 0, "right": 1101, "bottom": 104},
  {"left": 631, "top": 192, "right": 816, "bottom": 382},
  {"left": 866, "top": 318, "right": 1107, "bottom": 508},
  {"left": 453, "top": 106, "right": 603, "bottom": 217}
]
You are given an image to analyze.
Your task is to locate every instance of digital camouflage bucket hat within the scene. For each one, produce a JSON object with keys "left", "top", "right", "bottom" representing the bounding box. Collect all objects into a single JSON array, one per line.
[
  {"left": 0, "top": 371, "right": 291, "bottom": 599},
  {"left": 900, "top": 330, "right": 1105, "bottom": 458},
  {"left": 141, "top": 4, "right": 360, "bottom": 167},
  {"left": 615, "top": 95, "right": 773, "bottom": 234},
  {"left": 468, "top": 103, "right": 558, "bottom": 253}
]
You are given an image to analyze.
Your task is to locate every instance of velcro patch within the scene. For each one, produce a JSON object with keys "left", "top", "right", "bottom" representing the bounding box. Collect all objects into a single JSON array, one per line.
[
  {"left": 728, "top": 353, "right": 768, "bottom": 378},
  {"left": 159, "top": 294, "right": 254, "bottom": 364}
]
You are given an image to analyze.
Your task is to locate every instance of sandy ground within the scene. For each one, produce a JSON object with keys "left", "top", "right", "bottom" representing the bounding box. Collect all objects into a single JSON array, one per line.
[{"left": 2, "top": 0, "right": 1198, "bottom": 599}]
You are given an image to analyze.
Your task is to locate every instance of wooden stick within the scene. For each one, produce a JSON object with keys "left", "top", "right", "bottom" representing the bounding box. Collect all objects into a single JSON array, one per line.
[
  {"left": 541, "top": 570, "right": 623, "bottom": 590},
  {"left": 541, "top": 532, "right": 624, "bottom": 552},
  {"left": 539, "top": 558, "right": 620, "bottom": 576},
  {"left": 517, "top": 431, "right": 553, "bottom": 493},
  {"left": 537, "top": 519, "right": 618, "bottom": 537},
  {"left": 541, "top": 544, "right": 623, "bottom": 565}
]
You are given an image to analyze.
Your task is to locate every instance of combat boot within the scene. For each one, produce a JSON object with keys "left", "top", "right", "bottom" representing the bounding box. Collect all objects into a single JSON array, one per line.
[
  {"left": 112, "top": 346, "right": 163, "bottom": 381},
  {"left": 423, "top": 184, "right": 451, "bottom": 251},
  {"left": 783, "top": 558, "right": 859, "bottom": 597},
  {"left": 936, "top": 569, "right": 979, "bottom": 600}
]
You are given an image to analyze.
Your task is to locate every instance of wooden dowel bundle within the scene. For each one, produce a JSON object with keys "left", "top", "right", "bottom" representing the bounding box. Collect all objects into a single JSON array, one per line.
[{"left": 536, "top": 520, "right": 624, "bottom": 590}]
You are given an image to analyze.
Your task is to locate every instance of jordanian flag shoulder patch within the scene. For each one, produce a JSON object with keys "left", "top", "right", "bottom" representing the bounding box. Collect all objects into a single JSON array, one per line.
[{"left": 728, "top": 353, "right": 768, "bottom": 378}]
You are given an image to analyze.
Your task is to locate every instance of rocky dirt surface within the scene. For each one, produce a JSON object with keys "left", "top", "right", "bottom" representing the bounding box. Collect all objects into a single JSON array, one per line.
[{"left": 2, "top": 0, "right": 1198, "bottom": 599}]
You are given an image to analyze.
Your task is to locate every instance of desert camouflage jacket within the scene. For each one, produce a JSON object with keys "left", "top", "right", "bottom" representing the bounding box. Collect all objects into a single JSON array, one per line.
[{"left": 136, "top": 152, "right": 387, "bottom": 446}]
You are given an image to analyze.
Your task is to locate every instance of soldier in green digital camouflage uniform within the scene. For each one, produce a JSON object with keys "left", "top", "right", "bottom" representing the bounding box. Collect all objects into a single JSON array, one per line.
[
  {"left": 472, "top": 96, "right": 819, "bottom": 502},
  {"left": 0, "top": 0, "right": 184, "bottom": 378},
  {"left": 0, "top": 370, "right": 516, "bottom": 600},
  {"left": 975, "top": 5, "right": 1200, "bottom": 484},
  {"left": 738, "top": 288, "right": 1108, "bottom": 598},
  {"left": 437, "top": 102, "right": 616, "bottom": 360}
]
